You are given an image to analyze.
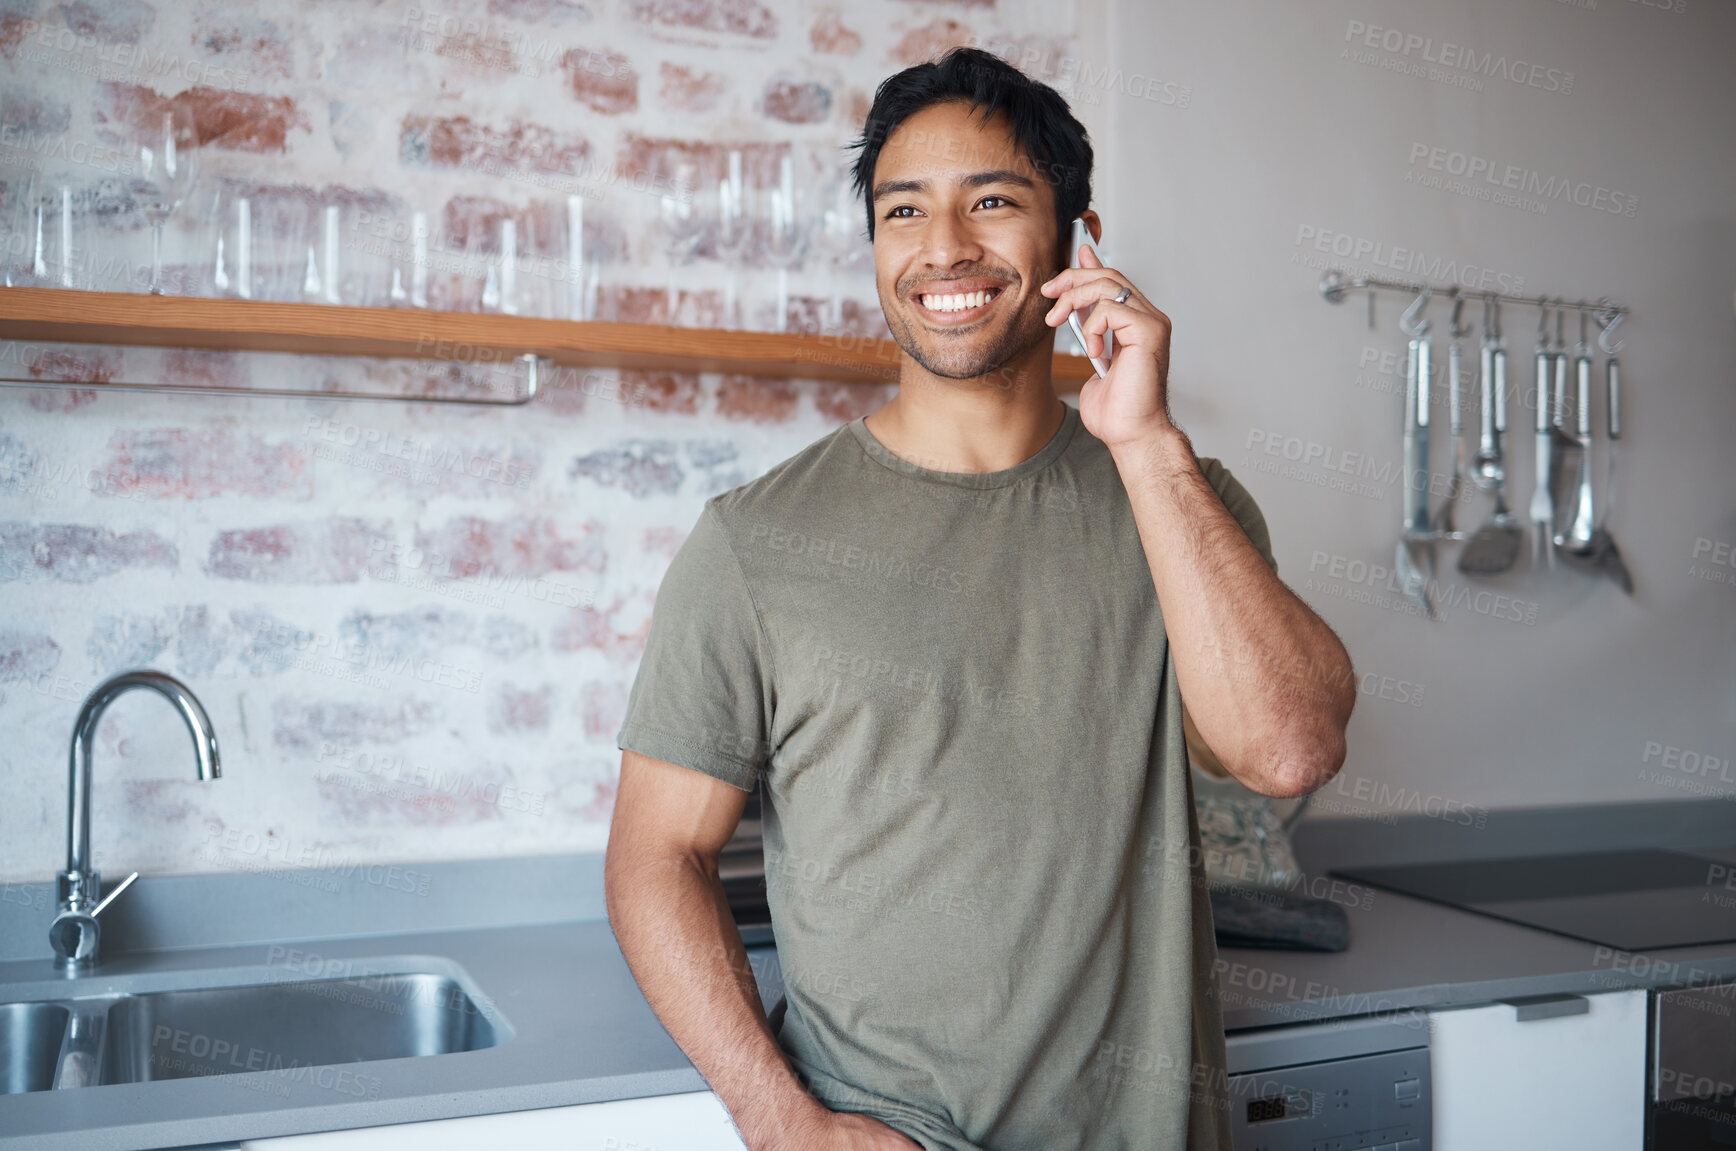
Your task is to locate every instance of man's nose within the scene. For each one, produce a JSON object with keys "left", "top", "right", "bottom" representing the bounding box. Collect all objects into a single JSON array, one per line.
[{"left": 920, "top": 209, "right": 985, "bottom": 269}]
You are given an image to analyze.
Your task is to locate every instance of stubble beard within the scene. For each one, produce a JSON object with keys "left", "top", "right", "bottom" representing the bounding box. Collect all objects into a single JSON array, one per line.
[{"left": 880, "top": 278, "right": 1056, "bottom": 383}]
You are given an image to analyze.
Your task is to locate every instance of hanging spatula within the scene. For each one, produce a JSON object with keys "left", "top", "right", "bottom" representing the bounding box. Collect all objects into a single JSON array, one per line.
[{"left": 1460, "top": 299, "right": 1521, "bottom": 575}]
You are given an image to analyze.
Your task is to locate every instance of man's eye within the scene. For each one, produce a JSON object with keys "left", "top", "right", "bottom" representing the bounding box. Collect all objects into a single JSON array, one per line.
[
  {"left": 885, "top": 205, "right": 920, "bottom": 219},
  {"left": 977, "top": 195, "right": 1013, "bottom": 210}
]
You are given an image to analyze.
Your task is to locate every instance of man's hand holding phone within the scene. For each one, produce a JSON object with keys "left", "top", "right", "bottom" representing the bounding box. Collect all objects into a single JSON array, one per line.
[{"left": 1041, "top": 219, "right": 1178, "bottom": 455}]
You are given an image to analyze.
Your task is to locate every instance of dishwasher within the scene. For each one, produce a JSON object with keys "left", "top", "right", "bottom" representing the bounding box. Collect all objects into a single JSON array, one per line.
[
  {"left": 1651, "top": 980, "right": 1736, "bottom": 1149},
  {"left": 1225, "top": 1014, "right": 1431, "bottom": 1151}
]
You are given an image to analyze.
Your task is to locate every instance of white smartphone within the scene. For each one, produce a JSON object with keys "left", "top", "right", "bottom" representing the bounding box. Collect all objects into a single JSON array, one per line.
[{"left": 1066, "top": 216, "right": 1111, "bottom": 378}]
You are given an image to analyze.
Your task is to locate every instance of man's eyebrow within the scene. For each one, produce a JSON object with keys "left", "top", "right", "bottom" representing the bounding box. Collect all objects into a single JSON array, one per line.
[
  {"left": 870, "top": 169, "right": 1038, "bottom": 201},
  {"left": 960, "top": 169, "right": 1037, "bottom": 191},
  {"left": 871, "top": 177, "right": 930, "bottom": 201}
]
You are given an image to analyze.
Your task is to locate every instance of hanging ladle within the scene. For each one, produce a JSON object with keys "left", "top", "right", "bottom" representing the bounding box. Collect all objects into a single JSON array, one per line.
[{"left": 1555, "top": 307, "right": 1633, "bottom": 594}]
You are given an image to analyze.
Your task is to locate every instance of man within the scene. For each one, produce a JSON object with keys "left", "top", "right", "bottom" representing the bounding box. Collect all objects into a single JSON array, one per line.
[{"left": 606, "top": 48, "right": 1354, "bottom": 1151}]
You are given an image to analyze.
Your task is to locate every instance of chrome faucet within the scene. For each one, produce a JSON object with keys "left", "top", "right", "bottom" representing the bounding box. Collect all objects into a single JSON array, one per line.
[{"left": 49, "top": 670, "right": 221, "bottom": 971}]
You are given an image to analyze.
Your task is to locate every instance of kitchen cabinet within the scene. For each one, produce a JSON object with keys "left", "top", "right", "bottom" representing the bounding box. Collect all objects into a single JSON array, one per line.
[
  {"left": 1429, "top": 988, "right": 1647, "bottom": 1151},
  {"left": 239, "top": 1089, "right": 748, "bottom": 1150}
]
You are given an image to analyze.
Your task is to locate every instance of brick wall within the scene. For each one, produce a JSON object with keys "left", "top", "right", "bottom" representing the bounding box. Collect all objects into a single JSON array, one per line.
[{"left": 0, "top": 0, "right": 1085, "bottom": 882}]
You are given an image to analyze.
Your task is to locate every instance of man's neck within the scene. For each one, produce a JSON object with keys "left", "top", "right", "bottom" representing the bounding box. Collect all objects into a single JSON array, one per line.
[{"left": 864, "top": 340, "right": 1066, "bottom": 475}]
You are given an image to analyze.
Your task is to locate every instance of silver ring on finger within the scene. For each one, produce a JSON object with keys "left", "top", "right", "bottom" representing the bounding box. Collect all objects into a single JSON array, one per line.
[{"left": 1112, "top": 285, "right": 1131, "bottom": 305}]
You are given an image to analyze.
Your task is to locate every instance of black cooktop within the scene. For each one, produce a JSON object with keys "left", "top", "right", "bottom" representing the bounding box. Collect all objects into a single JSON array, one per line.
[{"left": 1336, "top": 848, "right": 1736, "bottom": 950}]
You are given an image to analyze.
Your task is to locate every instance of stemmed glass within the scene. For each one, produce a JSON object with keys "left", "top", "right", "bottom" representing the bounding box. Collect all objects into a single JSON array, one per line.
[
  {"left": 760, "top": 153, "right": 809, "bottom": 332},
  {"left": 375, "top": 204, "right": 433, "bottom": 309},
  {"left": 130, "top": 106, "right": 199, "bottom": 294},
  {"left": 813, "top": 167, "right": 867, "bottom": 330},
  {"left": 497, "top": 206, "right": 562, "bottom": 318},
  {"left": 711, "top": 150, "right": 749, "bottom": 328},
  {"left": 562, "top": 194, "right": 600, "bottom": 321},
  {"left": 480, "top": 212, "right": 517, "bottom": 314},
  {"left": 654, "top": 156, "right": 705, "bottom": 325}
]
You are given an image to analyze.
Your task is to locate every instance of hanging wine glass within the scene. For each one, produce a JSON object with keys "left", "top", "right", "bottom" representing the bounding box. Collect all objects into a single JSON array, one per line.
[{"left": 130, "top": 105, "right": 199, "bottom": 294}]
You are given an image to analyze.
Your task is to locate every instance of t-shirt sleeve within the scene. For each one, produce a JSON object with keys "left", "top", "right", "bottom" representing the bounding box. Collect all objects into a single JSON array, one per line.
[
  {"left": 615, "top": 502, "right": 773, "bottom": 792},
  {"left": 1197, "top": 456, "right": 1278, "bottom": 577}
]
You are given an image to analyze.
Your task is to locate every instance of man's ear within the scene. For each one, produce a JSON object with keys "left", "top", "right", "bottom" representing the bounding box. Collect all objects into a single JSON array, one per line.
[
  {"left": 1057, "top": 210, "right": 1104, "bottom": 270},
  {"left": 1079, "top": 209, "right": 1102, "bottom": 246}
]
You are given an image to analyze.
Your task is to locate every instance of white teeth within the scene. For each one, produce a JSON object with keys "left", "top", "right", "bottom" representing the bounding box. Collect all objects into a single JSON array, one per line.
[{"left": 921, "top": 289, "right": 993, "bottom": 313}]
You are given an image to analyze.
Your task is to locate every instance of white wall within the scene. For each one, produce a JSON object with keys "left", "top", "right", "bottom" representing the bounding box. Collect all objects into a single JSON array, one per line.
[{"left": 1096, "top": 0, "right": 1736, "bottom": 814}]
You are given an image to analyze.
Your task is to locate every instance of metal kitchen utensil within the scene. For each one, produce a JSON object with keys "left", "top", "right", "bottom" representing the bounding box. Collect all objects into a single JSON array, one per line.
[
  {"left": 1557, "top": 310, "right": 1599, "bottom": 551},
  {"left": 1557, "top": 316, "right": 1633, "bottom": 595},
  {"left": 1459, "top": 299, "right": 1521, "bottom": 575},
  {"left": 1546, "top": 304, "right": 1584, "bottom": 534},
  {"left": 1528, "top": 301, "right": 1557, "bottom": 568},
  {"left": 1605, "top": 355, "right": 1622, "bottom": 522},
  {"left": 1598, "top": 308, "right": 1625, "bottom": 526},
  {"left": 1470, "top": 297, "right": 1504, "bottom": 491},
  {"left": 1557, "top": 507, "right": 1635, "bottom": 593},
  {"left": 1431, "top": 293, "right": 1469, "bottom": 539},
  {"left": 1396, "top": 289, "right": 1436, "bottom": 618},
  {"left": 1595, "top": 352, "right": 1635, "bottom": 594},
  {"left": 1458, "top": 466, "right": 1522, "bottom": 576}
]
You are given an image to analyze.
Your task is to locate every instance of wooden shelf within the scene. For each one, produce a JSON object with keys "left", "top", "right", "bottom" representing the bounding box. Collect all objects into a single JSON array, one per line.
[{"left": 0, "top": 287, "right": 1095, "bottom": 392}]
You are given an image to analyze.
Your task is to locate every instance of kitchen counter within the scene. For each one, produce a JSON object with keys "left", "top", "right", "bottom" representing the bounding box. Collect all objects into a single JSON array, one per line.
[
  {"left": 2, "top": 799, "right": 1730, "bottom": 1149},
  {"left": 1217, "top": 797, "right": 1736, "bottom": 1031},
  {"left": 0, "top": 856, "right": 754, "bottom": 1151}
]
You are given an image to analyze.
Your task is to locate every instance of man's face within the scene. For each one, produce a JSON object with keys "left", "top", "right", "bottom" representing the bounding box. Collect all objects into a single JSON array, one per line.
[{"left": 869, "top": 101, "right": 1063, "bottom": 381}]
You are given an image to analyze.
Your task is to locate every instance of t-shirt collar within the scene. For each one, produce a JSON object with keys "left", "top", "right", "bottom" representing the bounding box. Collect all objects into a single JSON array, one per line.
[{"left": 847, "top": 402, "right": 1080, "bottom": 489}]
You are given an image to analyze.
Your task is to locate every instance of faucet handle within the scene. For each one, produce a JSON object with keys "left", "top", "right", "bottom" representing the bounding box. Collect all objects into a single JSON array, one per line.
[
  {"left": 49, "top": 871, "right": 137, "bottom": 968},
  {"left": 90, "top": 870, "right": 138, "bottom": 917}
]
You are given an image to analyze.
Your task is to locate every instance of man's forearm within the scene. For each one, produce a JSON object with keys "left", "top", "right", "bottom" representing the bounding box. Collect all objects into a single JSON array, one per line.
[
  {"left": 1112, "top": 429, "right": 1354, "bottom": 796},
  {"left": 605, "top": 850, "right": 828, "bottom": 1148}
]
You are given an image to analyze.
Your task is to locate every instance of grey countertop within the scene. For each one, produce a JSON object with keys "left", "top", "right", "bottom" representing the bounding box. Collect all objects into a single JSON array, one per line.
[
  {"left": 1217, "top": 797, "right": 1736, "bottom": 1030},
  {"left": 0, "top": 919, "right": 743, "bottom": 1151},
  {"left": 1, "top": 799, "right": 1731, "bottom": 1148},
  {"left": 0, "top": 855, "right": 774, "bottom": 1151}
]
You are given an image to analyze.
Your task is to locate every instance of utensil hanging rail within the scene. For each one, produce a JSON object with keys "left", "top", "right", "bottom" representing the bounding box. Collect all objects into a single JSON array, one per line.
[
  {"left": 1319, "top": 269, "right": 1625, "bottom": 320},
  {"left": 1317, "top": 266, "right": 1636, "bottom": 605}
]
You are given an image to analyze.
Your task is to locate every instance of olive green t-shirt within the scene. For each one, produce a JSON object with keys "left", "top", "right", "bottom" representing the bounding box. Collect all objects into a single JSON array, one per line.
[{"left": 617, "top": 401, "right": 1276, "bottom": 1151}]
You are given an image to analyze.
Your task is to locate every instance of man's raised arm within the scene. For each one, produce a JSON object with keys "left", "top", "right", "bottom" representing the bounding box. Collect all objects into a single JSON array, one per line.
[{"left": 1043, "top": 246, "right": 1355, "bottom": 798}]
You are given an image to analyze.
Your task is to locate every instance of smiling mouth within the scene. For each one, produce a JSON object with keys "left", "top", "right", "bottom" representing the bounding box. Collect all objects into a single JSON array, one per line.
[{"left": 915, "top": 286, "right": 1004, "bottom": 318}]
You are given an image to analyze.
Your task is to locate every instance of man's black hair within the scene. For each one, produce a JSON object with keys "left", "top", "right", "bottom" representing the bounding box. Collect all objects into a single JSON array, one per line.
[{"left": 848, "top": 47, "right": 1093, "bottom": 254}]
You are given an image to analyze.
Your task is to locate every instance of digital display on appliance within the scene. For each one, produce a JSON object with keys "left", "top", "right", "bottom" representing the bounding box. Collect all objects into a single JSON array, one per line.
[{"left": 1247, "top": 1090, "right": 1311, "bottom": 1123}]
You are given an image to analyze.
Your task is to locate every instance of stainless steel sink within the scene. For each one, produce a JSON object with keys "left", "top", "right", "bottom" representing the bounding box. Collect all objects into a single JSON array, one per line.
[
  {"left": 0, "top": 1003, "right": 70, "bottom": 1094},
  {"left": 102, "top": 973, "right": 500, "bottom": 1084},
  {"left": 0, "top": 959, "right": 511, "bottom": 1094}
]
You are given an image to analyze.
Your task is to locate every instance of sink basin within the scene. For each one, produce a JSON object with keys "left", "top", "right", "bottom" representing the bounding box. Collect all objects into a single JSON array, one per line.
[
  {"left": 0, "top": 957, "right": 510, "bottom": 1094},
  {"left": 102, "top": 973, "right": 501, "bottom": 1084},
  {"left": 0, "top": 1003, "right": 69, "bottom": 1094}
]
